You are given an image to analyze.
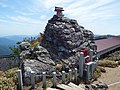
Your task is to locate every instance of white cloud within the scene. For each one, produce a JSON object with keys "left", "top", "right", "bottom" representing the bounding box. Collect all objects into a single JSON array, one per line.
[
  {"left": 15, "top": 10, "right": 34, "bottom": 16},
  {"left": 36, "top": 0, "right": 74, "bottom": 9},
  {"left": 0, "top": 2, "right": 8, "bottom": 7},
  {"left": 32, "top": 0, "right": 116, "bottom": 24},
  {"left": 8, "top": 16, "right": 43, "bottom": 24},
  {"left": 60, "top": 0, "right": 115, "bottom": 23},
  {"left": 0, "top": 19, "right": 9, "bottom": 23},
  {"left": 40, "top": 15, "right": 46, "bottom": 20},
  {"left": 0, "top": 0, "right": 119, "bottom": 35}
]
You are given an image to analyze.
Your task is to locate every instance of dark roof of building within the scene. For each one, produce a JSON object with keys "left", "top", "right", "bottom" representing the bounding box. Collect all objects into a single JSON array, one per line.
[{"left": 95, "top": 36, "right": 120, "bottom": 52}]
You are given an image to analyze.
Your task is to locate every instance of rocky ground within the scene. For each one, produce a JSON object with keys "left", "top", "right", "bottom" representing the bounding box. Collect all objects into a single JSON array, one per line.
[
  {"left": 93, "top": 50, "right": 120, "bottom": 90},
  {"left": 94, "top": 66, "right": 120, "bottom": 90}
]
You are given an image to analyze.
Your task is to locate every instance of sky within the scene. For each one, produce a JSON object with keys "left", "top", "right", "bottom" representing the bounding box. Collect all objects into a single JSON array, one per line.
[{"left": 0, "top": 0, "right": 120, "bottom": 36}]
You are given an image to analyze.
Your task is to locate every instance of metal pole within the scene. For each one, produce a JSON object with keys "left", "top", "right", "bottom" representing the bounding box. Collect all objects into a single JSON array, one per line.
[
  {"left": 18, "top": 69, "right": 23, "bottom": 90},
  {"left": 31, "top": 71, "right": 35, "bottom": 89},
  {"left": 42, "top": 72, "right": 46, "bottom": 88},
  {"left": 69, "top": 69, "right": 72, "bottom": 82},
  {"left": 53, "top": 72, "right": 57, "bottom": 87},
  {"left": 79, "top": 52, "right": 85, "bottom": 78},
  {"left": 62, "top": 71, "right": 65, "bottom": 84}
]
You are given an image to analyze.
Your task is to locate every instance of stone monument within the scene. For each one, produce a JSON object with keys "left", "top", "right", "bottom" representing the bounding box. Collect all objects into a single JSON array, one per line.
[{"left": 19, "top": 7, "right": 97, "bottom": 84}]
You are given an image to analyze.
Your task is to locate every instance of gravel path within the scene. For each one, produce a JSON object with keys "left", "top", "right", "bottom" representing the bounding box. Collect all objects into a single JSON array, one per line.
[{"left": 96, "top": 66, "right": 120, "bottom": 90}]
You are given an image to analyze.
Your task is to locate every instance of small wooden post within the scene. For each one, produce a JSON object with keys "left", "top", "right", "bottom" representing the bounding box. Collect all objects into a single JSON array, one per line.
[
  {"left": 79, "top": 52, "right": 85, "bottom": 78},
  {"left": 53, "top": 72, "right": 57, "bottom": 87},
  {"left": 18, "top": 69, "right": 23, "bottom": 90},
  {"left": 74, "top": 68, "right": 77, "bottom": 82},
  {"left": 31, "top": 71, "right": 35, "bottom": 89},
  {"left": 89, "top": 49, "right": 93, "bottom": 61},
  {"left": 42, "top": 72, "right": 46, "bottom": 88},
  {"left": 69, "top": 69, "right": 72, "bottom": 82},
  {"left": 62, "top": 71, "right": 65, "bottom": 84}
]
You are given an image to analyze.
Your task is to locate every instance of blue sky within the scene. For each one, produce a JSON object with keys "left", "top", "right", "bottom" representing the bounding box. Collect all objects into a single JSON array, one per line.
[{"left": 0, "top": 0, "right": 120, "bottom": 36}]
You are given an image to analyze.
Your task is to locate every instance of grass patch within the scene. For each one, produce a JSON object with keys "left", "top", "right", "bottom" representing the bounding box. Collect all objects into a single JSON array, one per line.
[
  {"left": 104, "top": 56, "right": 120, "bottom": 61},
  {"left": 93, "top": 67, "right": 101, "bottom": 81},
  {"left": 98, "top": 60, "right": 118, "bottom": 68}
]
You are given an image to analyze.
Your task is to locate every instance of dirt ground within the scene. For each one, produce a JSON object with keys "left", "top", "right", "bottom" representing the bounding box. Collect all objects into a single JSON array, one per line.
[{"left": 96, "top": 66, "right": 120, "bottom": 90}]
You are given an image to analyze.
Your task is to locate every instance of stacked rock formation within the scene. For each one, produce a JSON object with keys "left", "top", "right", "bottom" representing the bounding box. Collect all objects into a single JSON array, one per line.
[
  {"left": 19, "top": 9, "right": 97, "bottom": 84},
  {"left": 40, "top": 15, "right": 96, "bottom": 66}
]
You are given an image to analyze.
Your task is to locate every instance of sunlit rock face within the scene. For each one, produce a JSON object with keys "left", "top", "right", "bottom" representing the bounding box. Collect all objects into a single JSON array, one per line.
[{"left": 41, "top": 15, "right": 96, "bottom": 66}]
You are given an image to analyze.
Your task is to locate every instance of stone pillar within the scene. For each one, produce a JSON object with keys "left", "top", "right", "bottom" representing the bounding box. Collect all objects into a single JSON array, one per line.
[
  {"left": 62, "top": 71, "right": 66, "bottom": 84},
  {"left": 86, "top": 64, "right": 90, "bottom": 81},
  {"left": 85, "top": 62, "right": 94, "bottom": 80},
  {"left": 69, "top": 69, "right": 72, "bottom": 82},
  {"left": 79, "top": 52, "right": 85, "bottom": 78},
  {"left": 53, "top": 72, "right": 57, "bottom": 87},
  {"left": 74, "top": 68, "right": 78, "bottom": 82},
  {"left": 31, "top": 71, "right": 35, "bottom": 89},
  {"left": 42, "top": 72, "right": 46, "bottom": 88},
  {"left": 89, "top": 49, "right": 93, "bottom": 61},
  {"left": 18, "top": 69, "right": 23, "bottom": 90}
]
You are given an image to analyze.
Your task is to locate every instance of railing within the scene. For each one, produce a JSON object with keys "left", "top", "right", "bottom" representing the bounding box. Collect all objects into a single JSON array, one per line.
[
  {"left": 18, "top": 68, "right": 79, "bottom": 89},
  {"left": 17, "top": 50, "right": 97, "bottom": 90},
  {"left": 97, "top": 44, "right": 120, "bottom": 58}
]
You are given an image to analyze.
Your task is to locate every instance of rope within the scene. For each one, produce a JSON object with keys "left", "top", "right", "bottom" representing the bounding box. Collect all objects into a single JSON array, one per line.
[{"left": 108, "top": 81, "right": 120, "bottom": 87}]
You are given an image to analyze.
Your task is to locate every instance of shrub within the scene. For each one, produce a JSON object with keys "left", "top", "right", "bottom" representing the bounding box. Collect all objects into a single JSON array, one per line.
[
  {"left": 93, "top": 67, "right": 101, "bottom": 80},
  {"left": 97, "top": 66, "right": 106, "bottom": 73},
  {"left": 104, "top": 56, "right": 120, "bottom": 61},
  {"left": 10, "top": 47, "right": 20, "bottom": 56},
  {"left": 98, "top": 60, "right": 118, "bottom": 68},
  {"left": 0, "top": 68, "right": 18, "bottom": 90}
]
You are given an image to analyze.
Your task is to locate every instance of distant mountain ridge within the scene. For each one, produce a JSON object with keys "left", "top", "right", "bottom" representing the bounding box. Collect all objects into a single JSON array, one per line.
[
  {"left": 0, "top": 38, "right": 16, "bottom": 55},
  {"left": 0, "top": 34, "right": 116, "bottom": 55},
  {"left": 0, "top": 35, "right": 37, "bottom": 55},
  {"left": 2, "top": 35, "right": 37, "bottom": 42}
]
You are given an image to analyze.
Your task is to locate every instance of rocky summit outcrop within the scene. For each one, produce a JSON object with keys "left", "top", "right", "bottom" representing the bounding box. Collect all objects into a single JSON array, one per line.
[
  {"left": 40, "top": 15, "right": 96, "bottom": 65},
  {"left": 19, "top": 42, "right": 55, "bottom": 84},
  {"left": 19, "top": 14, "right": 97, "bottom": 84}
]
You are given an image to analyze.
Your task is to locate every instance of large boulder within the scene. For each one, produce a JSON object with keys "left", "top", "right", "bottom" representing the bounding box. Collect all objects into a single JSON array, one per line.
[
  {"left": 23, "top": 59, "right": 55, "bottom": 85},
  {"left": 19, "top": 44, "right": 55, "bottom": 84},
  {"left": 19, "top": 42, "right": 30, "bottom": 50}
]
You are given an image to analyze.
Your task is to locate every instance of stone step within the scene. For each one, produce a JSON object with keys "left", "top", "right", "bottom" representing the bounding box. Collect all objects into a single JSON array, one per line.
[
  {"left": 46, "top": 87, "right": 60, "bottom": 90},
  {"left": 57, "top": 84, "right": 73, "bottom": 90},
  {"left": 68, "top": 82, "right": 85, "bottom": 90},
  {"left": 46, "top": 82, "right": 85, "bottom": 90}
]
